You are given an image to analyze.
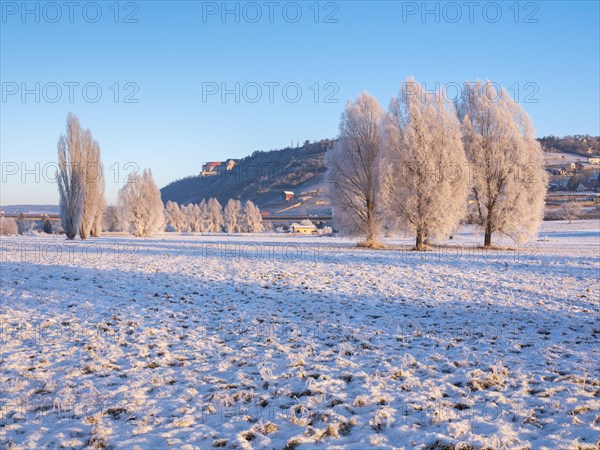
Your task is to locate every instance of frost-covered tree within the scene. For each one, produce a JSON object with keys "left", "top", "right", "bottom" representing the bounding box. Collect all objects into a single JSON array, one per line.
[
  {"left": 560, "top": 202, "right": 581, "bottom": 223},
  {"left": 207, "top": 198, "right": 223, "bottom": 232},
  {"left": 181, "top": 204, "right": 190, "bottom": 231},
  {"left": 199, "top": 199, "right": 210, "bottom": 232},
  {"left": 178, "top": 204, "right": 191, "bottom": 232},
  {"left": 167, "top": 201, "right": 198, "bottom": 232},
  {"left": 102, "top": 205, "right": 123, "bottom": 232},
  {"left": 165, "top": 201, "right": 184, "bottom": 232},
  {"left": 16, "top": 212, "right": 30, "bottom": 235},
  {"left": 118, "top": 169, "right": 165, "bottom": 237},
  {"left": 41, "top": 215, "right": 53, "bottom": 234},
  {"left": 77, "top": 131, "right": 94, "bottom": 239},
  {"left": 326, "top": 92, "right": 386, "bottom": 247},
  {"left": 0, "top": 217, "right": 18, "bottom": 236},
  {"left": 80, "top": 133, "right": 105, "bottom": 239},
  {"left": 242, "top": 200, "right": 264, "bottom": 232},
  {"left": 223, "top": 199, "right": 242, "bottom": 233},
  {"left": 385, "top": 79, "right": 470, "bottom": 250},
  {"left": 57, "top": 114, "right": 86, "bottom": 240},
  {"left": 177, "top": 204, "right": 187, "bottom": 231},
  {"left": 190, "top": 204, "right": 203, "bottom": 232},
  {"left": 91, "top": 162, "right": 105, "bottom": 238},
  {"left": 458, "top": 81, "right": 547, "bottom": 246},
  {"left": 56, "top": 113, "right": 105, "bottom": 240}
]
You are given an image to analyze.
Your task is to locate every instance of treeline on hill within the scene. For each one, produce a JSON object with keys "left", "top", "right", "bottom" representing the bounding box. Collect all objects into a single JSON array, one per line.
[
  {"left": 160, "top": 140, "right": 334, "bottom": 206},
  {"left": 538, "top": 135, "right": 599, "bottom": 156}
]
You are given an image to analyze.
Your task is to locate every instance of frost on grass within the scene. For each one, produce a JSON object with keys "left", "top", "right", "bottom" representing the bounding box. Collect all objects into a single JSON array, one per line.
[{"left": 0, "top": 221, "right": 599, "bottom": 449}]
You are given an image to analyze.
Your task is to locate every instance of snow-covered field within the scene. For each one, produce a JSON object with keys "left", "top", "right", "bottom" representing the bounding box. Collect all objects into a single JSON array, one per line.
[
  {"left": 543, "top": 151, "right": 589, "bottom": 165},
  {"left": 1, "top": 220, "right": 599, "bottom": 449}
]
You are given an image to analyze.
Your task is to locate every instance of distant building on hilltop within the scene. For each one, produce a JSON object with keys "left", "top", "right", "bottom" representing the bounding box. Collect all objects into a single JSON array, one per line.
[
  {"left": 225, "top": 159, "right": 239, "bottom": 171},
  {"left": 282, "top": 191, "right": 294, "bottom": 202},
  {"left": 201, "top": 159, "right": 239, "bottom": 176},
  {"left": 201, "top": 161, "right": 222, "bottom": 175}
]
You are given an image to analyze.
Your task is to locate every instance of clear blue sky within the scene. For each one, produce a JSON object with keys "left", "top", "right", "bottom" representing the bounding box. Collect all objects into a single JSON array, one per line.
[{"left": 1, "top": 0, "right": 599, "bottom": 205}]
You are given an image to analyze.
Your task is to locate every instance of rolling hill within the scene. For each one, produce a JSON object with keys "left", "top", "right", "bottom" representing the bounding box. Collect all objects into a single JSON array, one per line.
[
  {"left": 160, "top": 140, "right": 334, "bottom": 215},
  {"left": 160, "top": 135, "right": 600, "bottom": 216}
]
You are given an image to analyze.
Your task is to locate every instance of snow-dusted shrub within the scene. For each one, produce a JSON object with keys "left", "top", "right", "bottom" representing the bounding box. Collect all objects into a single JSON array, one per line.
[
  {"left": 318, "top": 226, "right": 333, "bottom": 236},
  {"left": 0, "top": 217, "right": 18, "bottom": 236}
]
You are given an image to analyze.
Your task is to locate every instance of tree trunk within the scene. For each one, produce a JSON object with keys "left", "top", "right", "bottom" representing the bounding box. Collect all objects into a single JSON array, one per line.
[
  {"left": 484, "top": 222, "right": 492, "bottom": 247},
  {"left": 484, "top": 203, "right": 495, "bottom": 247},
  {"left": 79, "top": 224, "right": 89, "bottom": 240},
  {"left": 364, "top": 227, "right": 374, "bottom": 247},
  {"left": 415, "top": 230, "right": 424, "bottom": 250}
]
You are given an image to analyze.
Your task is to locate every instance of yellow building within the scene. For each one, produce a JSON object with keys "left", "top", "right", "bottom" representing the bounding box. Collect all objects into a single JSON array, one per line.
[{"left": 291, "top": 222, "right": 317, "bottom": 235}]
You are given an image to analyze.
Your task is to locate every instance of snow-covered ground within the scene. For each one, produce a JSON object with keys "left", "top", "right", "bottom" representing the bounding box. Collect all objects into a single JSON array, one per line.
[
  {"left": 1, "top": 220, "right": 599, "bottom": 449},
  {"left": 543, "top": 151, "right": 589, "bottom": 165}
]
